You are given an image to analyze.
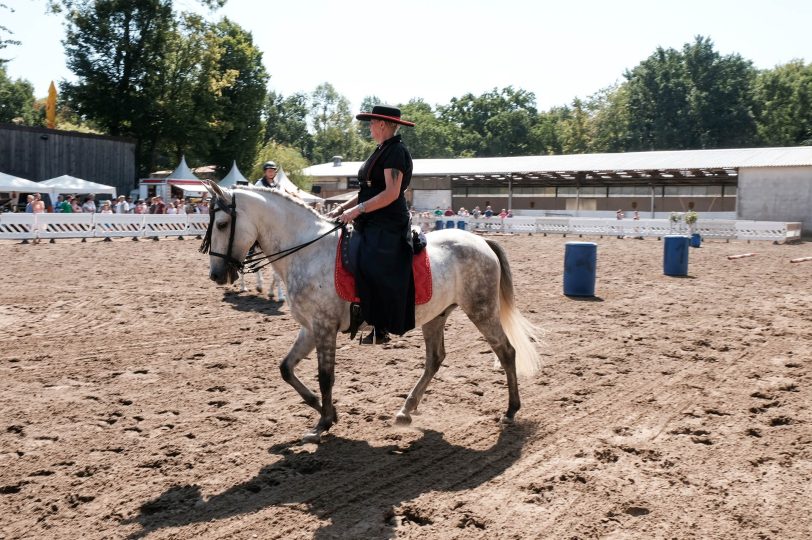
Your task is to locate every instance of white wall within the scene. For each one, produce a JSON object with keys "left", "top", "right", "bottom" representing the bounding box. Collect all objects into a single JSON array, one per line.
[
  {"left": 412, "top": 189, "right": 452, "bottom": 211},
  {"left": 738, "top": 166, "right": 812, "bottom": 235}
]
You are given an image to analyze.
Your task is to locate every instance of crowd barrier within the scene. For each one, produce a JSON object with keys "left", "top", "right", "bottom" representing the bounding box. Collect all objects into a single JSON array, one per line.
[
  {"left": 412, "top": 215, "right": 803, "bottom": 243},
  {"left": 0, "top": 213, "right": 209, "bottom": 241},
  {"left": 0, "top": 213, "right": 802, "bottom": 243}
]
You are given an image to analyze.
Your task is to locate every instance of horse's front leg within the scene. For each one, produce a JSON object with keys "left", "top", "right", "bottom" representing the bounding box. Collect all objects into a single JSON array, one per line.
[
  {"left": 279, "top": 328, "right": 320, "bottom": 412},
  {"left": 302, "top": 325, "right": 339, "bottom": 443},
  {"left": 396, "top": 311, "right": 452, "bottom": 425}
]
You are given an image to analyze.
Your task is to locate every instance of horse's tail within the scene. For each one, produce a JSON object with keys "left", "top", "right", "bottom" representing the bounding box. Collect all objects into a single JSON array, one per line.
[{"left": 485, "top": 239, "right": 542, "bottom": 377}]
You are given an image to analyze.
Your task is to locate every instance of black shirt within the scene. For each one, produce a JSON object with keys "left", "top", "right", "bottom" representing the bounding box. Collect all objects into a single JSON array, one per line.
[{"left": 356, "top": 134, "right": 412, "bottom": 224}]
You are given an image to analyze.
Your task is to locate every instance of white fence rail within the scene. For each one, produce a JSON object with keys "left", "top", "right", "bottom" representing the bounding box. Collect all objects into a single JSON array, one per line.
[
  {"left": 0, "top": 213, "right": 802, "bottom": 243},
  {"left": 0, "top": 213, "right": 209, "bottom": 241},
  {"left": 413, "top": 215, "right": 802, "bottom": 243}
]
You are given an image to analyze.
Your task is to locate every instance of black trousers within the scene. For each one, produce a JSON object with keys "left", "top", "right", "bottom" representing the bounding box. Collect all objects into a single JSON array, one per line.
[{"left": 351, "top": 222, "right": 415, "bottom": 335}]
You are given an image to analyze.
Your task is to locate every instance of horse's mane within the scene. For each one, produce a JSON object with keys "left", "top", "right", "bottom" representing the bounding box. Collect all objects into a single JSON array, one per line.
[{"left": 233, "top": 184, "right": 330, "bottom": 222}]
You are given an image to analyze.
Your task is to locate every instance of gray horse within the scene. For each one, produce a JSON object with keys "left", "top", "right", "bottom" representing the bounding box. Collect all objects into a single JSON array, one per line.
[{"left": 202, "top": 181, "right": 541, "bottom": 443}]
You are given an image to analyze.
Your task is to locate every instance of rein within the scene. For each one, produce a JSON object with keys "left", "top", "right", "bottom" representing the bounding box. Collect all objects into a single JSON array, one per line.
[
  {"left": 199, "top": 190, "right": 343, "bottom": 274},
  {"left": 242, "top": 222, "right": 343, "bottom": 274}
]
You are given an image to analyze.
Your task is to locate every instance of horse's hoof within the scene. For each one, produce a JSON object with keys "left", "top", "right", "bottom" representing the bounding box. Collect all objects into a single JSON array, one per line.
[
  {"left": 499, "top": 414, "right": 515, "bottom": 425},
  {"left": 301, "top": 430, "right": 321, "bottom": 444},
  {"left": 395, "top": 412, "right": 412, "bottom": 425}
]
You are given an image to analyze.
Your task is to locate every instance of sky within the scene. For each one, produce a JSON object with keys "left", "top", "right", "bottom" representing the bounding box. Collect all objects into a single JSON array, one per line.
[{"left": 3, "top": 0, "right": 811, "bottom": 113}]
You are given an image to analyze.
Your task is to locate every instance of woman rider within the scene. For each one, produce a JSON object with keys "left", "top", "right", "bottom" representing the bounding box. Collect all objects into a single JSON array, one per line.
[{"left": 334, "top": 104, "right": 415, "bottom": 344}]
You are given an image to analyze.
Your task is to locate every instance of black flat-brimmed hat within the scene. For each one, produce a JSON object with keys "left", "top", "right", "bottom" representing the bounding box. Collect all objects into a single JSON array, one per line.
[{"left": 356, "top": 104, "right": 415, "bottom": 127}]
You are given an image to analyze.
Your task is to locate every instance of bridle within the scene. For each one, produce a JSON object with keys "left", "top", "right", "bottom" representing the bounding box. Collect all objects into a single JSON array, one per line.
[
  {"left": 199, "top": 192, "right": 242, "bottom": 271},
  {"left": 199, "top": 191, "right": 343, "bottom": 275}
]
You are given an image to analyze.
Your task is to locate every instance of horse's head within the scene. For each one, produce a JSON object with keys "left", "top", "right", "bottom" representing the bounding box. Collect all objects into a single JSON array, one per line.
[{"left": 199, "top": 180, "right": 258, "bottom": 285}]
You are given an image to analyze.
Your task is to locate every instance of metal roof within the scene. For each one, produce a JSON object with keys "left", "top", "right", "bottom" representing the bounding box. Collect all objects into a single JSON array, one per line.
[{"left": 304, "top": 146, "right": 812, "bottom": 187}]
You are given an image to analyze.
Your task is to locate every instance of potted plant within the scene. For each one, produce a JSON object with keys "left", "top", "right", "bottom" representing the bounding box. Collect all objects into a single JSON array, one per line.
[
  {"left": 685, "top": 210, "right": 700, "bottom": 246},
  {"left": 669, "top": 212, "right": 682, "bottom": 232}
]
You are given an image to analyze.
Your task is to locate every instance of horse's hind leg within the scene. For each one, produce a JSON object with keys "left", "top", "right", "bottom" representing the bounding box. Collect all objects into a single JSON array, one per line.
[
  {"left": 255, "top": 268, "right": 265, "bottom": 293},
  {"left": 468, "top": 312, "right": 520, "bottom": 423},
  {"left": 395, "top": 309, "right": 454, "bottom": 425}
]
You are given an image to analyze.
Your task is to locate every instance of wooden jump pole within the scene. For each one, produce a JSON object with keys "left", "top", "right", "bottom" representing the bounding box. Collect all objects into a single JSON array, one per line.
[
  {"left": 727, "top": 253, "right": 757, "bottom": 260},
  {"left": 789, "top": 256, "right": 812, "bottom": 263}
]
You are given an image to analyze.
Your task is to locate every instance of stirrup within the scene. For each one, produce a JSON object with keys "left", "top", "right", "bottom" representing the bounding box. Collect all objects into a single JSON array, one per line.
[
  {"left": 360, "top": 329, "right": 390, "bottom": 345},
  {"left": 348, "top": 303, "right": 363, "bottom": 340}
]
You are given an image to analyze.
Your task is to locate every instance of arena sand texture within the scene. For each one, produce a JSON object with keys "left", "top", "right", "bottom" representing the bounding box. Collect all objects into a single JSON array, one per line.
[{"left": 0, "top": 234, "right": 810, "bottom": 539}]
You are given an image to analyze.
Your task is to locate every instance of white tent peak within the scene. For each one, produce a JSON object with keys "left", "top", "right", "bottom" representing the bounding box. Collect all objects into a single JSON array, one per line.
[
  {"left": 0, "top": 171, "right": 44, "bottom": 192},
  {"left": 40, "top": 175, "right": 116, "bottom": 197},
  {"left": 166, "top": 155, "right": 200, "bottom": 180},
  {"left": 274, "top": 168, "right": 323, "bottom": 204},
  {"left": 219, "top": 160, "right": 248, "bottom": 188}
]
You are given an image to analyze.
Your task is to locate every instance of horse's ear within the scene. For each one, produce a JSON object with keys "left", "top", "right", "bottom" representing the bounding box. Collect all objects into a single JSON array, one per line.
[
  {"left": 202, "top": 179, "right": 218, "bottom": 200},
  {"left": 206, "top": 179, "right": 230, "bottom": 202}
]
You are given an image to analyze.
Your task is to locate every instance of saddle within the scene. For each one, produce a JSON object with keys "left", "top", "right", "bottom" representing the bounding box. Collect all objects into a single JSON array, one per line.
[{"left": 335, "top": 226, "right": 432, "bottom": 309}]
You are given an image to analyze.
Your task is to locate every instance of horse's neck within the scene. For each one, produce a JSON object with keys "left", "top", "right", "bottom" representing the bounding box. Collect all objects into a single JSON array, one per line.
[{"left": 252, "top": 194, "right": 334, "bottom": 279}]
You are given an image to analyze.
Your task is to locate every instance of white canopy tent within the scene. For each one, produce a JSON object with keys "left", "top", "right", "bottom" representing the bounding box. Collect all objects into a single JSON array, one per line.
[
  {"left": 275, "top": 168, "right": 323, "bottom": 204},
  {"left": 218, "top": 161, "right": 249, "bottom": 188},
  {"left": 165, "top": 155, "right": 206, "bottom": 196},
  {"left": 40, "top": 175, "right": 116, "bottom": 198},
  {"left": 0, "top": 172, "right": 49, "bottom": 193}
]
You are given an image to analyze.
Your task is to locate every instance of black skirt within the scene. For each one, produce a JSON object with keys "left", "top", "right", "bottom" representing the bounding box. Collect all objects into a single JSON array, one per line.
[{"left": 351, "top": 219, "right": 415, "bottom": 335}]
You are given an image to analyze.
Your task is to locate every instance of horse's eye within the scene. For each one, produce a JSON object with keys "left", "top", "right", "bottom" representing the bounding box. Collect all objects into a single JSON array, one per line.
[{"left": 216, "top": 221, "right": 228, "bottom": 230}]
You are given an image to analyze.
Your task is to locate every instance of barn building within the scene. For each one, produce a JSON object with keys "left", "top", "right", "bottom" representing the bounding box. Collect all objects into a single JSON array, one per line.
[
  {"left": 0, "top": 123, "right": 137, "bottom": 197},
  {"left": 304, "top": 146, "right": 812, "bottom": 235}
]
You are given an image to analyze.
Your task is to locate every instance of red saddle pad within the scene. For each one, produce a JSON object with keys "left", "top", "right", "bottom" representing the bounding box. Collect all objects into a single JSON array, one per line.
[{"left": 335, "top": 236, "right": 432, "bottom": 305}]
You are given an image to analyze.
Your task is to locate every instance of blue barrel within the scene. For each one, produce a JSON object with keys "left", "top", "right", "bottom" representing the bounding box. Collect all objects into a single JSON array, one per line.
[
  {"left": 435, "top": 220, "right": 444, "bottom": 231},
  {"left": 690, "top": 233, "right": 702, "bottom": 248},
  {"left": 446, "top": 219, "right": 455, "bottom": 229},
  {"left": 663, "top": 235, "right": 690, "bottom": 276},
  {"left": 457, "top": 220, "right": 466, "bottom": 230},
  {"left": 563, "top": 242, "right": 597, "bottom": 297}
]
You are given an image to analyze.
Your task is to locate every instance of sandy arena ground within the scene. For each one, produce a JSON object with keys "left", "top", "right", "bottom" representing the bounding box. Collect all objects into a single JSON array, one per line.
[{"left": 0, "top": 233, "right": 810, "bottom": 539}]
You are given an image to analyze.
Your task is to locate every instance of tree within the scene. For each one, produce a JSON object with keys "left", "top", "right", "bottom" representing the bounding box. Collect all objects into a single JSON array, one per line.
[
  {"left": 0, "top": 65, "right": 38, "bottom": 124},
  {"left": 252, "top": 140, "right": 311, "bottom": 190},
  {"left": 203, "top": 18, "right": 269, "bottom": 175},
  {"left": 558, "top": 98, "right": 591, "bottom": 154},
  {"left": 624, "top": 36, "right": 757, "bottom": 151},
  {"left": 60, "top": 1, "right": 268, "bottom": 176},
  {"left": 309, "top": 82, "right": 371, "bottom": 163},
  {"left": 398, "top": 99, "right": 456, "bottom": 158},
  {"left": 264, "top": 91, "right": 312, "bottom": 158},
  {"left": 0, "top": 2, "right": 20, "bottom": 64},
  {"left": 438, "top": 86, "right": 538, "bottom": 156},
  {"left": 753, "top": 60, "right": 812, "bottom": 146},
  {"left": 624, "top": 46, "right": 692, "bottom": 150},
  {"left": 586, "top": 84, "right": 631, "bottom": 153},
  {"left": 61, "top": 0, "right": 174, "bottom": 138},
  {"left": 682, "top": 36, "right": 756, "bottom": 148}
]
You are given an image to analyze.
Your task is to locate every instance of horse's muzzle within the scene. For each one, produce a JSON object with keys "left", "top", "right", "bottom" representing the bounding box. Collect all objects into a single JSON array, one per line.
[{"left": 210, "top": 266, "right": 238, "bottom": 285}]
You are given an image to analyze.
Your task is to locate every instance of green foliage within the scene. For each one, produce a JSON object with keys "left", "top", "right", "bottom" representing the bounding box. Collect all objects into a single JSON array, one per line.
[
  {"left": 753, "top": 60, "right": 812, "bottom": 146},
  {"left": 0, "top": 3, "right": 21, "bottom": 63},
  {"left": 309, "top": 82, "right": 371, "bottom": 163},
  {"left": 264, "top": 90, "right": 312, "bottom": 157},
  {"left": 252, "top": 140, "right": 311, "bottom": 190},
  {"left": 0, "top": 65, "right": 38, "bottom": 124},
  {"left": 624, "top": 36, "right": 757, "bottom": 150},
  {"left": 203, "top": 18, "right": 269, "bottom": 175},
  {"left": 438, "top": 86, "right": 539, "bottom": 156},
  {"left": 398, "top": 99, "right": 456, "bottom": 158},
  {"left": 60, "top": 1, "right": 267, "bottom": 177}
]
